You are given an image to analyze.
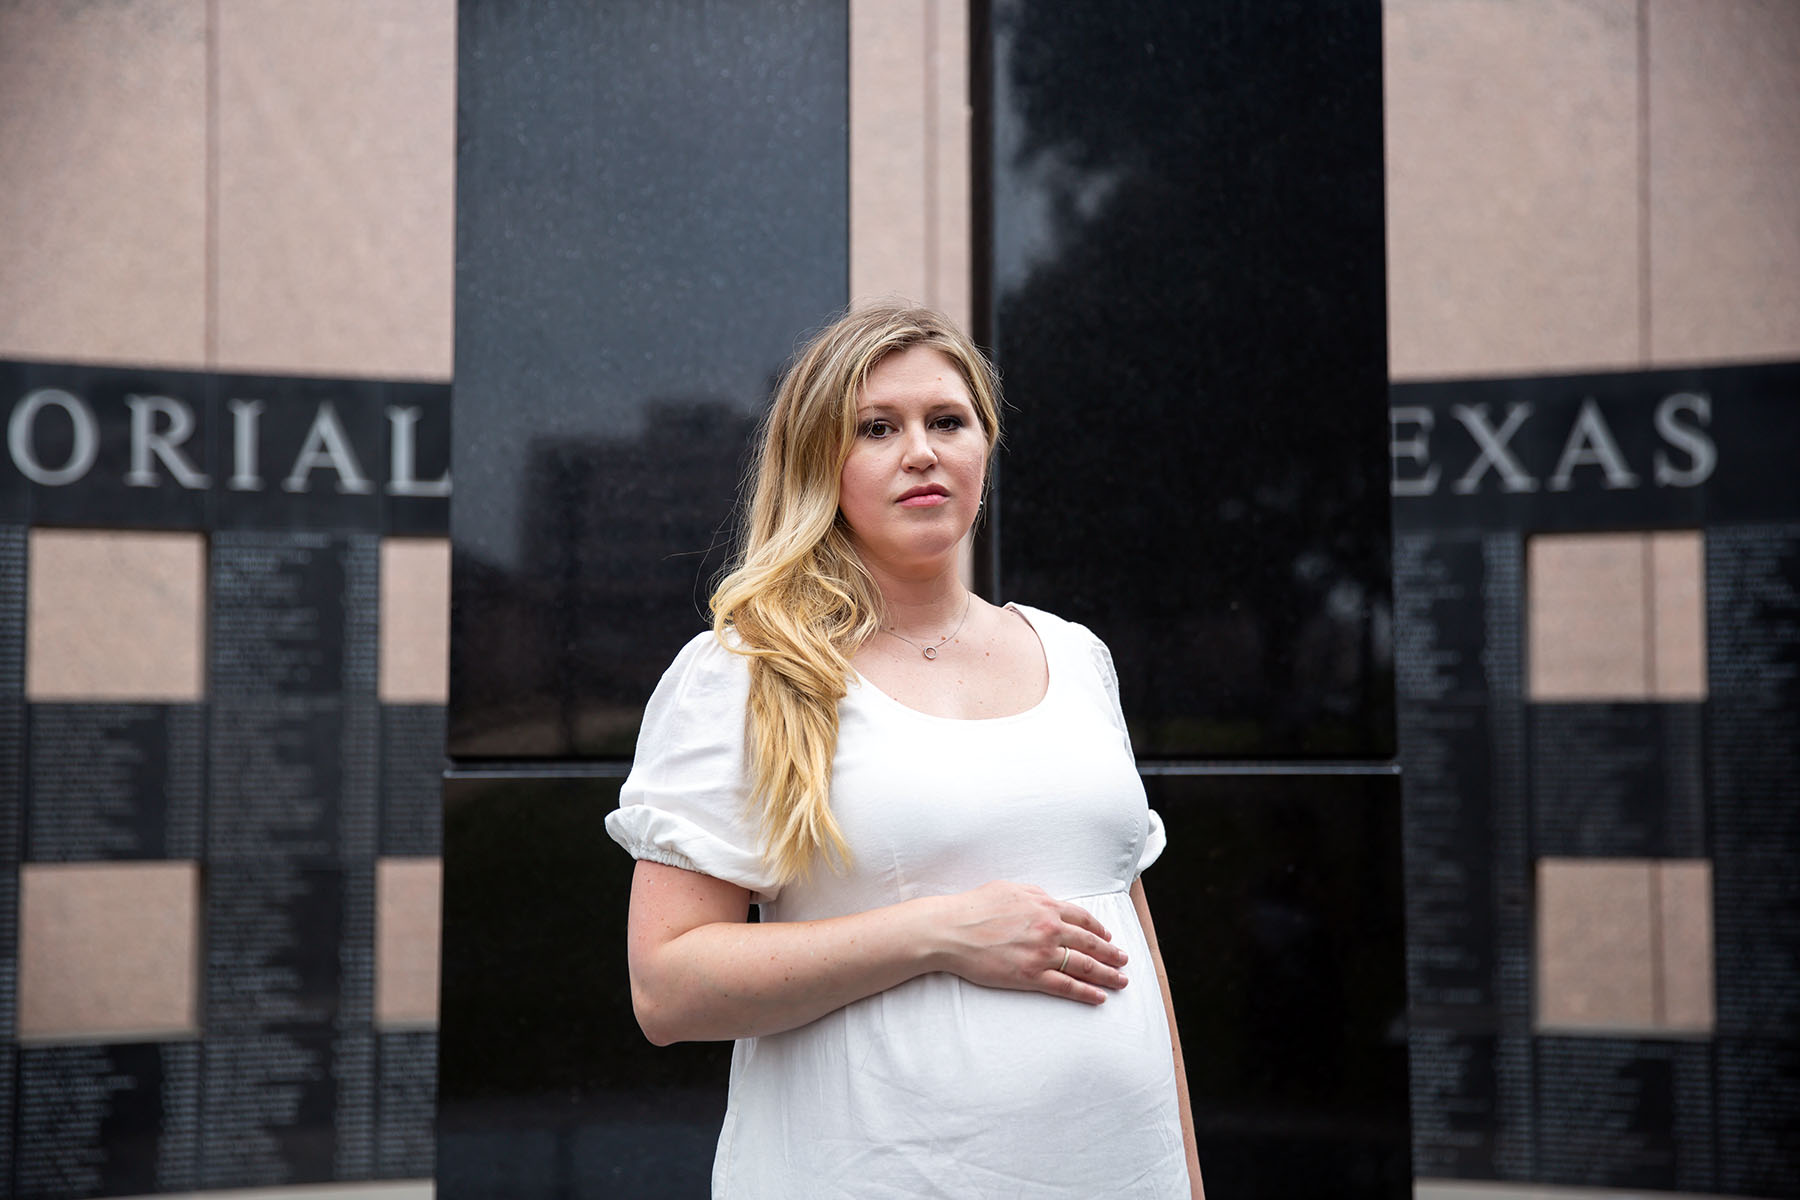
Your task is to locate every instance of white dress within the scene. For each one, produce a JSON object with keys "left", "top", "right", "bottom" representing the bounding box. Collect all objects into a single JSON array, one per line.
[{"left": 605, "top": 604, "right": 1190, "bottom": 1199}]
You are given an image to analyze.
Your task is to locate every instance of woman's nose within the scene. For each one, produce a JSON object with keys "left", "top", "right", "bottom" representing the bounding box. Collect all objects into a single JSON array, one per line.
[{"left": 901, "top": 424, "right": 937, "bottom": 468}]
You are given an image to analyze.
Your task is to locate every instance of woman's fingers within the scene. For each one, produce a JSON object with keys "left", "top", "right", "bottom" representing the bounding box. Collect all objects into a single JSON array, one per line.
[
  {"left": 1058, "top": 902, "right": 1112, "bottom": 942},
  {"left": 1056, "top": 907, "right": 1128, "bottom": 969},
  {"left": 1053, "top": 946, "right": 1129, "bottom": 991},
  {"left": 1038, "top": 949, "right": 1122, "bottom": 1005}
]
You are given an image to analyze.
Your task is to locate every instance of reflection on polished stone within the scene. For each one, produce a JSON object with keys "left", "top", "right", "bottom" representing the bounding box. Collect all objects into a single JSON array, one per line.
[
  {"left": 1145, "top": 770, "right": 1410, "bottom": 1196},
  {"left": 438, "top": 775, "right": 728, "bottom": 1198},
  {"left": 450, "top": 0, "right": 849, "bottom": 761},
  {"left": 983, "top": 0, "right": 1393, "bottom": 759}
]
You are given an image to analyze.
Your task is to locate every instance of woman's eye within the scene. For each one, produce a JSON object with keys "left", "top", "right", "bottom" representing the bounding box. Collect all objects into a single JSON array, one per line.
[
  {"left": 932, "top": 415, "right": 965, "bottom": 431},
  {"left": 863, "top": 420, "right": 894, "bottom": 438}
]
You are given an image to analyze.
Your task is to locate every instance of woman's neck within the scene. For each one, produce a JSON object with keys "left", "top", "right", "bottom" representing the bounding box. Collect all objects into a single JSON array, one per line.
[{"left": 865, "top": 562, "right": 971, "bottom": 637}]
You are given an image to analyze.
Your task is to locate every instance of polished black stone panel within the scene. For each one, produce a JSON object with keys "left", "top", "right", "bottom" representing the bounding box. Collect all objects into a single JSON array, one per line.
[
  {"left": 2, "top": 359, "right": 213, "bottom": 529},
  {"left": 438, "top": 775, "right": 729, "bottom": 1199},
  {"left": 980, "top": 0, "right": 1393, "bottom": 759},
  {"left": 1393, "top": 362, "right": 1800, "bottom": 1198},
  {"left": 438, "top": 770, "right": 1409, "bottom": 1198},
  {"left": 209, "top": 373, "right": 385, "bottom": 532},
  {"left": 26, "top": 703, "right": 203, "bottom": 861},
  {"left": 0, "top": 359, "right": 450, "bottom": 534},
  {"left": 450, "top": 0, "right": 848, "bottom": 760},
  {"left": 1143, "top": 769, "right": 1410, "bottom": 1197},
  {"left": 15, "top": 1041, "right": 200, "bottom": 1198},
  {"left": 0, "top": 359, "right": 445, "bottom": 1197},
  {"left": 381, "top": 704, "right": 447, "bottom": 857},
  {"left": 1391, "top": 361, "right": 1800, "bottom": 533}
]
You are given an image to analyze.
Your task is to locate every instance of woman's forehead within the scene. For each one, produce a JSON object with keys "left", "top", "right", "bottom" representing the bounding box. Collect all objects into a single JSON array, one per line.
[{"left": 859, "top": 346, "right": 972, "bottom": 407}]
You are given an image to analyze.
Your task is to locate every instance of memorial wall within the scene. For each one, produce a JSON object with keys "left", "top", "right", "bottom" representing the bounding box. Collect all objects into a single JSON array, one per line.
[
  {"left": 3, "top": 1, "right": 1797, "bottom": 1197},
  {"left": 442, "top": 1, "right": 1406, "bottom": 1197},
  {"left": 0, "top": 364, "right": 449, "bottom": 1195},
  {"left": 1393, "top": 363, "right": 1800, "bottom": 1197}
]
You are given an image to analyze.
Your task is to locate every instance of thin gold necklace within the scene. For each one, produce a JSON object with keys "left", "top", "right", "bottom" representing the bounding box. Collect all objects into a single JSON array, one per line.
[{"left": 882, "top": 590, "right": 972, "bottom": 660}]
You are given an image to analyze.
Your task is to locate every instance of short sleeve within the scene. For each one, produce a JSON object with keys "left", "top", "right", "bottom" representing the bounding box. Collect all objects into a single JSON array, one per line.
[
  {"left": 1136, "top": 808, "right": 1167, "bottom": 876},
  {"left": 1078, "top": 621, "right": 1133, "bottom": 758},
  {"left": 1066, "top": 616, "right": 1164, "bottom": 876},
  {"left": 604, "top": 631, "right": 782, "bottom": 903}
]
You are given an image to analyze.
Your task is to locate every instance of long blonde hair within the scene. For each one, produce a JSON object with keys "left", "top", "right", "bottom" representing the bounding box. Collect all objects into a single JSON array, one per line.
[{"left": 710, "top": 303, "right": 1003, "bottom": 885}]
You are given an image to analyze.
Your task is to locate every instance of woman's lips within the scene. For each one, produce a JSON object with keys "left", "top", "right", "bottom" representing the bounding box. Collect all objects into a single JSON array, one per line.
[{"left": 898, "top": 493, "right": 949, "bottom": 508}]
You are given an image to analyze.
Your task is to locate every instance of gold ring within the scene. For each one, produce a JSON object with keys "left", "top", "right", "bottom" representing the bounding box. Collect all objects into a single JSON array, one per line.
[{"left": 1057, "top": 946, "right": 1071, "bottom": 973}]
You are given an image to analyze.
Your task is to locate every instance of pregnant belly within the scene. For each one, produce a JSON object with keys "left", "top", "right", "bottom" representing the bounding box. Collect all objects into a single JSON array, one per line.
[{"left": 734, "top": 893, "right": 1180, "bottom": 1153}]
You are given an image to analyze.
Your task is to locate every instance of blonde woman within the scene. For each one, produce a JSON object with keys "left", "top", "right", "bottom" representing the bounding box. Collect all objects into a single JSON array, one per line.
[{"left": 606, "top": 304, "right": 1203, "bottom": 1198}]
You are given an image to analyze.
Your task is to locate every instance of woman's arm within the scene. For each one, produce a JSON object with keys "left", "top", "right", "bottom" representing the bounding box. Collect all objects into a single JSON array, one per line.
[
  {"left": 627, "top": 859, "right": 1132, "bottom": 1045},
  {"left": 1131, "top": 877, "right": 1205, "bottom": 1200}
]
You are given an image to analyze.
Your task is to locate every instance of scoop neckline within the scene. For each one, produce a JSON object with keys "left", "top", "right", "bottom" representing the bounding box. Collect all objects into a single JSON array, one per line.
[{"left": 850, "top": 601, "right": 1054, "bottom": 724}]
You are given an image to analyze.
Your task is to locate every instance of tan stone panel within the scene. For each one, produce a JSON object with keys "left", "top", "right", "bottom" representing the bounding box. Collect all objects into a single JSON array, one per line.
[
  {"left": 380, "top": 537, "right": 450, "bottom": 704},
  {"left": 1527, "top": 533, "right": 1649, "bottom": 701},
  {"left": 28, "top": 529, "right": 205, "bottom": 702},
  {"left": 1384, "top": 0, "right": 1641, "bottom": 381},
  {"left": 851, "top": 0, "right": 930, "bottom": 306},
  {"left": 928, "top": 0, "right": 971, "bottom": 331},
  {"left": 1648, "top": 0, "right": 1800, "bottom": 365},
  {"left": 214, "top": 0, "right": 454, "bottom": 379},
  {"left": 18, "top": 861, "right": 199, "bottom": 1040},
  {"left": 1649, "top": 530, "right": 1707, "bottom": 700},
  {"left": 0, "top": 0, "right": 207, "bottom": 366},
  {"left": 1657, "top": 859, "right": 1714, "bottom": 1033},
  {"left": 1536, "top": 858, "right": 1657, "bottom": 1032},
  {"left": 376, "top": 857, "right": 442, "bottom": 1027},
  {"left": 849, "top": 0, "right": 970, "bottom": 327}
]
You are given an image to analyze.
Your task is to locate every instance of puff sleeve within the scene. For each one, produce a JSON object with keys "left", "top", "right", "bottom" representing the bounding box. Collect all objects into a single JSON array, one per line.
[
  {"left": 604, "top": 631, "right": 782, "bottom": 903},
  {"left": 1079, "top": 621, "right": 1166, "bottom": 877}
]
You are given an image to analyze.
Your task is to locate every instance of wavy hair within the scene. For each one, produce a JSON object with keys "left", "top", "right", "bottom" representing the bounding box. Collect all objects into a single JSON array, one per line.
[{"left": 710, "top": 303, "right": 1003, "bottom": 885}]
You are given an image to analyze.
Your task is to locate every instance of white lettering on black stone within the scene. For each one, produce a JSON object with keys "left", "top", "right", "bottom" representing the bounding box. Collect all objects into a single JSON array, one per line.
[
  {"left": 8, "top": 387, "right": 98, "bottom": 485},
  {"left": 1451, "top": 403, "right": 1538, "bottom": 494},
  {"left": 1548, "top": 398, "right": 1639, "bottom": 491},
  {"left": 384, "top": 405, "right": 451, "bottom": 497},
  {"left": 282, "top": 401, "right": 372, "bottom": 494},
  {"left": 1653, "top": 391, "right": 1716, "bottom": 488},
  {"left": 125, "top": 394, "right": 211, "bottom": 488},
  {"left": 1389, "top": 406, "right": 1440, "bottom": 497},
  {"left": 1391, "top": 391, "right": 1723, "bottom": 498},
  {"left": 228, "top": 399, "right": 266, "bottom": 491}
]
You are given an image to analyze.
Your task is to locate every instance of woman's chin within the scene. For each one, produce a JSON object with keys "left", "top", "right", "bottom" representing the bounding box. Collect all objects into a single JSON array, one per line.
[{"left": 855, "top": 536, "right": 971, "bottom": 579}]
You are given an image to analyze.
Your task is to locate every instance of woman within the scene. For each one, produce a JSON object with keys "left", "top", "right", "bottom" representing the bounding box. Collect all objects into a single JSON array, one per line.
[{"left": 606, "top": 303, "right": 1204, "bottom": 1198}]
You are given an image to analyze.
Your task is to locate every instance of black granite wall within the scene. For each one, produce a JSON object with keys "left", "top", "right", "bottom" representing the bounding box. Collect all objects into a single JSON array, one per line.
[
  {"left": 0, "top": 361, "right": 448, "bottom": 1195},
  {"left": 1394, "top": 362, "right": 1800, "bottom": 1197},
  {"left": 441, "top": 1, "right": 848, "bottom": 1194},
  {"left": 443, "top": 1, "right": 1407, "bottom": 1196},
  {"left": 977, "top": 1, "right": 1406, "bottom": 1194}
]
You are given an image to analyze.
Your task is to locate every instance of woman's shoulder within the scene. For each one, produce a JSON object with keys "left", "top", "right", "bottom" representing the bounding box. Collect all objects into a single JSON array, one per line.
[
  {"left": 648, "top": 627, "right": 752, "bottom": 711},
  {"left": 1005, "top": 602, "right": 1119, "bottom": 696},
  {"left": 1005, "top": 602, "right": 1108, "bottom": 655}
]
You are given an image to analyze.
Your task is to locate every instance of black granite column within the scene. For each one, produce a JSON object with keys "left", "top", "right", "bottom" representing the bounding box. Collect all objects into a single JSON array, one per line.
[
  {"left": 446, "top": 2, "right": 1404, "bottom": 1196},
  {"left": 440, "top": 2, "right": 848, "bottom": 1195},
  {"left": 977, "top": 1, "right": 1408, "bottom": 1194}
]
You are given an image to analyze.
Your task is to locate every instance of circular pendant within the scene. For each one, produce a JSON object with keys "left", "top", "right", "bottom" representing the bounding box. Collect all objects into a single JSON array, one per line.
[{"left": 922, "top": 646, "right": 938, "bottom": 660}]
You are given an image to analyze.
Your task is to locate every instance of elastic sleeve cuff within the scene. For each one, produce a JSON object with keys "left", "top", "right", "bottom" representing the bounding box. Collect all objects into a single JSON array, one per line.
[
  {"left": 1134, "top": 808, "right": 1167, "bottom": 877},
  {"left": 605, "top": 804, "right": 781, "bottom": 903}
]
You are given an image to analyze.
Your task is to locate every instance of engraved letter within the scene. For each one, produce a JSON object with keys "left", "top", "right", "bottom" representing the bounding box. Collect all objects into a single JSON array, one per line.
[
  {"left": 227, "top": 399, "right": 265, "bottom": 491},
  {"left": 125, "top": 394, "right": 210, "bottom": 488},
  {"left": 282, "top": 401, "right": 373, "bottom": 494},
  {"left": 1389, "top": 406, "right": 1440, "bottom": 497},
  {"left": 8, "top": 388, "right": 98, "bottom": 486},
  {"left": 384, "top": 405, "right": 451, "bottom": 497},
  {"left": 1548, "top": 398, "right": 1639, "bottom": 491},
  {"left": 1653, "top": 392, "right": 1715, "bottom": 488},
  {"left": 1451, "top": 403, "right": 1538, "bottom": 493}
]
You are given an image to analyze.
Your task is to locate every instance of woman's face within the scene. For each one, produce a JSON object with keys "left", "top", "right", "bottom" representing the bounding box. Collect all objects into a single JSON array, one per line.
[{"left": 838, "top": 345, "right": 986, "bottom": 577}]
